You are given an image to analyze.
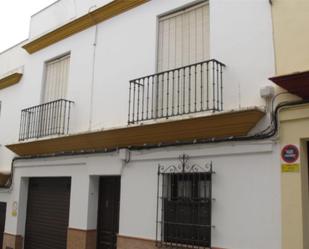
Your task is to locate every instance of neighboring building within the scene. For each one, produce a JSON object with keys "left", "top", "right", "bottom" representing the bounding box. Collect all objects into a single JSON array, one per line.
[
  {"left": 0, "top": 1, "right": 284, "bottom": 249},
  {"left": 269, "top": 1, "right": 309, "bottom": 249}
]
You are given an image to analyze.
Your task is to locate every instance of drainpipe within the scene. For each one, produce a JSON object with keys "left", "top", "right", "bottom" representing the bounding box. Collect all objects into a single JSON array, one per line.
[{"left": 88, "top": 5, "right": 99, "bottom": 131}]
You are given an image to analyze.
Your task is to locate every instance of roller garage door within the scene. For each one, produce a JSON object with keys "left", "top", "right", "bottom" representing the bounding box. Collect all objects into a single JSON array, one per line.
[{"left": 24, "top": 178, "right": 71, "bottom": 249}]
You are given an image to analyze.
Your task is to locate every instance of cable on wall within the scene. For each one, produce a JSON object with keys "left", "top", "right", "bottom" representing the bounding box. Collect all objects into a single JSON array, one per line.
[{"left": 3, "top": 98, "right": 309, "bottom": 191}]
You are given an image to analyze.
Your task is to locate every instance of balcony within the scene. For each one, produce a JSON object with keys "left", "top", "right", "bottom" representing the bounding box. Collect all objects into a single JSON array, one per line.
[
  {"left": 128, "top": 59, "right": 225, "bottom": 124},
  {"left": 19, "top": 99, "right": 73, "bottom": 141}
]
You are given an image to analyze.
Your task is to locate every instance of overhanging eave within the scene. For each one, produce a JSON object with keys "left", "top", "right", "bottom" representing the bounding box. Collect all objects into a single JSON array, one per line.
[
  {"left": 270, "top": 71, "right": 309, "bottom": 99},
  {"left": 6, "top": 109, "right": 265, "bottom": 157}
]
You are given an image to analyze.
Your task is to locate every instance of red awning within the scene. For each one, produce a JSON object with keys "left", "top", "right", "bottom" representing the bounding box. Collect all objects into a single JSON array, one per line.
[{"left": 269, "top": 71, "right": 309, "bottom": 99}]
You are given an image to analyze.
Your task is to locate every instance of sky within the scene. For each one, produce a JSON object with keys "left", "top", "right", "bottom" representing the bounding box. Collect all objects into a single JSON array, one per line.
[{"left": 0, "top": 0, "right": 56, "bottom": 52}]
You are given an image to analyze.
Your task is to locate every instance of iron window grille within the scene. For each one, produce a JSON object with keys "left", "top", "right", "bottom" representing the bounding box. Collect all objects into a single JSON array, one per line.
[
  {"left": 19, "top": 99, "right": 73, "bottom": 141},
  {"left": 156, "top": 154, "right": 214, "bottom": 249},
  {"left": 128, "top": 59, "right": 225, "bottom": 124}
]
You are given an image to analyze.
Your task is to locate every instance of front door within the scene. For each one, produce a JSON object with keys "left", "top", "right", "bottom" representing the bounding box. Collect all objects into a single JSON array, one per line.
[
  {"left": 0, "top": 202, "right": 6, "bottom": 249},
  {"left": 97, "top": 176, "right": 121, "bottom": 249}
]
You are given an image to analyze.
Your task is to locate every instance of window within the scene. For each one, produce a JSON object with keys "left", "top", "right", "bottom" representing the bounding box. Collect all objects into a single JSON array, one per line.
[
  {"left": 157, "top": 2, "right": 210, "bottom": 72},
  {"left": 156, "top": 155, "right": 213, "bottom": 248},
  {"left": 42, "top": 54, "right": 70, "bottom": 103}
]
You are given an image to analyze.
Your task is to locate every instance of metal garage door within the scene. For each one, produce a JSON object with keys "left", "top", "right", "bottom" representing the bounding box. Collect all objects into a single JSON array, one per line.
[
  {"left": 24, "top": 178, "right": 71, "bottom": 249},
  {"left": 0, "top": 202, "right": 6, "bottom": 249}
]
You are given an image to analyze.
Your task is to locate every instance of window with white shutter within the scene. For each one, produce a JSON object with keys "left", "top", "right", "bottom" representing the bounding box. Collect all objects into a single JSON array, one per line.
[
  {"left": 157, "top": 2, "right": 210, "bottom": 72},
  {"left": 43, "top": 54, "right": 70, "bottom": 103}
]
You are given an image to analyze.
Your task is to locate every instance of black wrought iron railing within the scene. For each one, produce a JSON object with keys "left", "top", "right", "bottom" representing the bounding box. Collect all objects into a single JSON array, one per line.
[
  {"left": 128, "top": 59, "right": 225, "bottom": 124},
  {"left": 19, "top": 99, "right": 73, "bottom": 141}
]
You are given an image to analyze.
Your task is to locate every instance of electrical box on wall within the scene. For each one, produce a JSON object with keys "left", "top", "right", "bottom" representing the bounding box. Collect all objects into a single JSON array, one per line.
[{"left": 260, "top": 85, "right": 275, "bottom": 99}]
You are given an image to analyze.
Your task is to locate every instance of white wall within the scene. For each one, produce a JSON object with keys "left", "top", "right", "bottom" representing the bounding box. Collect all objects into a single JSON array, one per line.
[
  {"left": 90, "top": 0, "right": 275, "bottom": 129},
  {"left": 0, "top": 2, "right": 281, "bottom": 248},
  {"left": 2, "top": 140, "right": 281, "bottom": 249},
  {"left": 210, "top": 0, "right": 275, "bottom": 108},
  {"left": 120, "top": 141, "right": 281, "bottom": 249},
  {"left": 29, "top": 0, "right": 76, "bottom": 39},
  {"left": 29, "top": 0, "right": 114, "bottom": 39},
  {"left": 0, "top": 41, "right": 27, "bottom": 76},
  {"left": 0, "top": 42, "right": 28, "bottom": 172},
  {"left": 0, "top": 0, "right": 276, "bottom": 170},
  {"left": 4, "top": 152, "right": 124, "bottom": 235}
]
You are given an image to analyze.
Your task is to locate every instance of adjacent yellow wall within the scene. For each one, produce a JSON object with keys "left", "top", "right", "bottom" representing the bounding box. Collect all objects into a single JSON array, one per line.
[
  {"left": 272, "top": 1, "right": 309, "bottom": 248},
  {"left": 272, "top": 0, "right": 309, "bottom": 75},
  {"left": 280, "top": 104, "right": 309, "bottom": 249}
]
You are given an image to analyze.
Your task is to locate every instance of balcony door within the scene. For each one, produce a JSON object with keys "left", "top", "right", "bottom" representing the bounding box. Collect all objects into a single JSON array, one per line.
[
  {"left": 156, "top": 2, "right": 210, "bottom": 117},
  {"left": 38, "top": 54, "right": 71, "bottom": 137}
]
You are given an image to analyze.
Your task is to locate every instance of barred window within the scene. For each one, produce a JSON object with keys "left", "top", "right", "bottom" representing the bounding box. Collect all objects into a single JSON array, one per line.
[{"left": 156, "top": 155, "right": 213, "bottom": 248}]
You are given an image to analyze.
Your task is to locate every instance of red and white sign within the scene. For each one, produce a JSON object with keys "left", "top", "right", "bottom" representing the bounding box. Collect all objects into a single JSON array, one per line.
[{"left": 281, "top": 144, "right": 299, "bottom": 164}]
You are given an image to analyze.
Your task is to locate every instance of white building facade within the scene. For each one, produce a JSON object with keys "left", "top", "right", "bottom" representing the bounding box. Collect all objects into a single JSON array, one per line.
[{"left": 0, "top": 1, "right": 281, "bottom": 249}]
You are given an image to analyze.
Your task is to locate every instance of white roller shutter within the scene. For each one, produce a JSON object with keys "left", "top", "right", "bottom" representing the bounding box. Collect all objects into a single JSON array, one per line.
[
  {"left": 157, "top": 2, "right": 210, "bottom": 72},
  {"left": 43, "top": 54, "right": 70, "bottom": 103}
]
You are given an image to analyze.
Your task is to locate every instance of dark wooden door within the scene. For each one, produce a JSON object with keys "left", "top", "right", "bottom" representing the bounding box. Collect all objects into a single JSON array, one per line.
[
  {"left": 0, "top": 202, "right": 6, "bottom": 249},
  {"left": 24, "top": 178, "right": 71, "bottom": 249},
  {"left": 97, "top": 177, "right": 121, "bottom": 249}
]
